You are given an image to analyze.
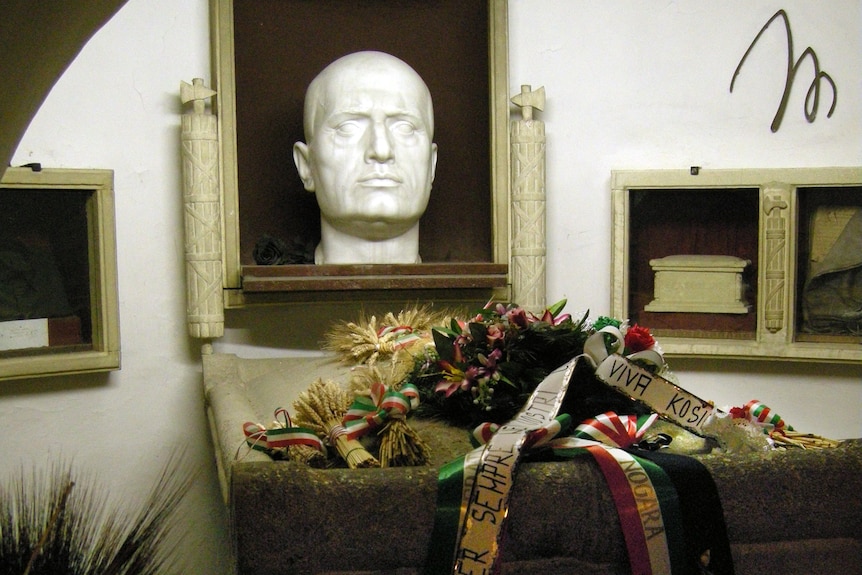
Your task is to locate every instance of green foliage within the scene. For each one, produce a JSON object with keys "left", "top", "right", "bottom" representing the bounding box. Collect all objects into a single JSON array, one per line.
[{"left": 408, "top": 301, "right": 594, "bottom": 427}]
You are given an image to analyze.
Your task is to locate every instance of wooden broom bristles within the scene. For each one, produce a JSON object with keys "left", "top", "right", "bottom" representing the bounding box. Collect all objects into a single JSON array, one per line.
[
  {"left": 772, "top": 430, "right": 842, "bottom": 449},
  {"left": 378, "top": 417, "right": 430, "bottom": 467},
  {"left": 287, "top": 444, "right": 329, "bottom": 468}
]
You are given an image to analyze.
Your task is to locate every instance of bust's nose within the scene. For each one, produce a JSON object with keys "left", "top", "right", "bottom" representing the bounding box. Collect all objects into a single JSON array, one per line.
[{"left": 365, "top": 121, "right": 394, "bottom": 163}]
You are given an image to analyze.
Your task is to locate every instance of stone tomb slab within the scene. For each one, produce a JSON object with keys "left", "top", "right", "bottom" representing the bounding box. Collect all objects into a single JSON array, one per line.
[{"left": 203, "top": 352, "right": 862, "bottom": 575}]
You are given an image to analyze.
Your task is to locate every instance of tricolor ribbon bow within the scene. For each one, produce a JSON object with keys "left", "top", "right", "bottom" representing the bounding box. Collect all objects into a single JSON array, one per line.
[
  {"left": 547, "top": 411, "right": 660, "bottom": 452},
  {"left": 376, "top": 324, "right": 423, "bottom": 350},
  {"left": 342, "top": 382, "right": 420, "bottom": 440},
  {"left": 243, "top": 408, "right": 325, "bottom": 454},
  {"left": 731, "top": 399, "right": 792, "bottom": 434},
  {"left": 572, "top": 411, "right": 660, "bottom": 449}
]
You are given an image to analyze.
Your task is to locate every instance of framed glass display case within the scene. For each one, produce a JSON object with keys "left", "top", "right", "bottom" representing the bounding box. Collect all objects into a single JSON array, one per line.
[
  {"left": 0, "top": 167, "right": 120, "bottom": 380},
  {"left": 611, "top": 167, "right": 862, "bottom": 362}
]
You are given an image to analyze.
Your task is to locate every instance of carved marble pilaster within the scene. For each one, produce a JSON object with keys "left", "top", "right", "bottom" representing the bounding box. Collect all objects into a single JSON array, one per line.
[
  {"left": 510, "top": 85, "right": 546, "bottom": 312},
  {"left": 761, "top": 184, "right": 790, "bottom": 334},
  {"left": 181, "top": 79, "right": 224, "bottom": 338}
]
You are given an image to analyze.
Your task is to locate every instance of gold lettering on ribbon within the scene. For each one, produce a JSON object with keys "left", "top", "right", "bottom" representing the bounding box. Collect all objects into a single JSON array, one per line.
[
  {"left": 596, "top": 356, "right": 714, "bottom": 435},
  {"left": 452, "top": 360, "right": 576, "bottom": 574}
]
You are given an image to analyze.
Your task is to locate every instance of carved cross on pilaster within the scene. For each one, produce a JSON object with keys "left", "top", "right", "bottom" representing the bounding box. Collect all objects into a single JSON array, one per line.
[
  {"left": 181, "top": 78, "right": 217, "bottom": 115},
  {"left": 511, "top": 84, "right": 545, "bottom": 122}
]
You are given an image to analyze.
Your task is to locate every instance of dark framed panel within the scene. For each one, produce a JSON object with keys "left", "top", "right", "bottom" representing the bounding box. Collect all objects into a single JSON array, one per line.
[
  {"left": 626, "top": 186, "right": 760, "bottom": 340},
  {"left": 612, "top": 167, "right": 862, "bottom": 363},
  {"left": 796, "top": 185, "right": 862, "bottom": 341},
  {"left": 210, "top": 0, "right": 511, "bottom": 306},
  {"left": 0, "top": 168, "right": 120, "bottom": 380}
]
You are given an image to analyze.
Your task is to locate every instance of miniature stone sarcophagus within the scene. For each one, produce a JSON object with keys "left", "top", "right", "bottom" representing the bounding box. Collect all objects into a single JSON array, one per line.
[{"left": 645, "top": 255, "right": 751, "bottom": 314}]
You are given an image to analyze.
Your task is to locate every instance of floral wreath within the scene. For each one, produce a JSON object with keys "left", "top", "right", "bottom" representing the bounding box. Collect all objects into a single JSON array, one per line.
[
  {"left": 242, "top": 299, "right": 839, "bottom": 468},
  {"left": 400, "top": 301, "right": 666, "bottom": 427}
]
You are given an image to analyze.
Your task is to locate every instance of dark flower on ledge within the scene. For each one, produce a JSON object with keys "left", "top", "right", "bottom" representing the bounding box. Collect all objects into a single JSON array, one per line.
[
  {"left": 253, "top": 235, "right": 314, "bottom": 265},
  {"left": 253, "top": 234, "right": 288, "bottom": 265}
]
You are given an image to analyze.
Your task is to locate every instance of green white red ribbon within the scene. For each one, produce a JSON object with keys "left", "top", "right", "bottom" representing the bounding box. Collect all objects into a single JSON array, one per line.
[
  {"left": 425, "top": 358, "right": 578, "bottom": 575},
  {"left": 584, "top": 445, "right": 673, "bottom": 575},
  {"left": 572, "top": 411, "right": 658, "bottom": 448},
  {"left": 378, "top": 324, "right": 423, "bottom": 349},
  {"left": 739, "top": 399, "right": 792, "bottom": 433},
  {"left": 342, "top": 382, "right": 420, "bottom": 440},
  {"left": 471, "top": 421, "right": 499, "bottom": 446},
  {"left": 551, "top": 412, "right": 681, "bottom": 575},
  {"left": 243, "top": 408, "right": 325, "bottom": 454}
]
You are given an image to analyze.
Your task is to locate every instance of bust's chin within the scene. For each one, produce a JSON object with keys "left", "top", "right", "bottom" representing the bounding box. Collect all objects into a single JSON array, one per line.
[
  {"left": 330, "top": 214, "right": 421, "bottom": 241},
  {"left": 359, "top": 191, "right": 419, "bottom": 220},
  {"left": 317, "top": 217, "right": 422, "bottom": 264},
  {"left": 315, "top": 243, "right": 421, "bottom": 265}
]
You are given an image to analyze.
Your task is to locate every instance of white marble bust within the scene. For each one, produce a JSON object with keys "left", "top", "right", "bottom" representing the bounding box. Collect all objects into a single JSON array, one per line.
[{"left": 293, "top": 51, "right": 438, "bottom": 264}]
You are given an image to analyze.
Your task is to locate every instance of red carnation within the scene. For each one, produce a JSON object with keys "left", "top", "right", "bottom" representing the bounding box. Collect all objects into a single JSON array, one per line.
[{"left": 624, "top": 324, "right": 655, "bottom": 353}]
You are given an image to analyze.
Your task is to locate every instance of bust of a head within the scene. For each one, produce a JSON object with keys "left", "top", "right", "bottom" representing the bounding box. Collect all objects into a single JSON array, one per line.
[{"left": 293, "top": 51, "right": 438, "bottom": 264}]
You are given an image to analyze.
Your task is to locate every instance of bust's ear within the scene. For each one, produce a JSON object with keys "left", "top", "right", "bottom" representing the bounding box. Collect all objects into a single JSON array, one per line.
[
  {"left": 292, "top": 142, "right": 315, "bottom": 192},
  {"left": 430, "top": 142, "right": 439, "bottom": 183}
]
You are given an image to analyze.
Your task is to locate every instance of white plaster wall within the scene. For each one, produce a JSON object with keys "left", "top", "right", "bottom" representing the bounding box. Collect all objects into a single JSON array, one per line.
[
  {"left": 506, "top": 0, "right": 862, "bottom": 441},
  {"left": 2, "top": 0, "right": 233, "bottom": 573},
  {"left": 2, "top": 0, "right": 860, "bottom": 573}
]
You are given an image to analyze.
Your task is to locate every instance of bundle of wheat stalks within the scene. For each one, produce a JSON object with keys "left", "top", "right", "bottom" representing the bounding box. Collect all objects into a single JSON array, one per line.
[
  {"left": 293, "top": 378, "right": 380, "bottom": 469},
  {"left": 320, "top": 307, "right": 448, "bottom": 467},
  {"left": 349, "top": 363, "right": 431, "bottom": 467},
  {"left": 324, "top": 307, "right": 448, "bottom": 366}
]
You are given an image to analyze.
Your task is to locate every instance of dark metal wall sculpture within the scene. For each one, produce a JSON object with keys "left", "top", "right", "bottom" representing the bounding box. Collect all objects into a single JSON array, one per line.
[{"left": 730, "top": 9, "right": 837, "bottom": 132}]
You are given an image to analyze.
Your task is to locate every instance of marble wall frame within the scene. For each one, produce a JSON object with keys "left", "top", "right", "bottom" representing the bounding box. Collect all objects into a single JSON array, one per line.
[{"left": 209, "top": 0, "right": 511, "bottom": 307}]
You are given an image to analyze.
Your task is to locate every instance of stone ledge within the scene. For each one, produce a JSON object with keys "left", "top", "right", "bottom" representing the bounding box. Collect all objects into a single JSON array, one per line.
[
  {"left": 230, "top": 440, "right": 862, "bottom": 575},
  {"left": 204, "top": 353, "right": 862, "bottom": 574}
]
